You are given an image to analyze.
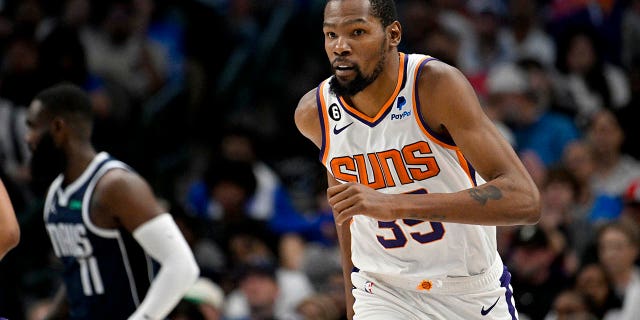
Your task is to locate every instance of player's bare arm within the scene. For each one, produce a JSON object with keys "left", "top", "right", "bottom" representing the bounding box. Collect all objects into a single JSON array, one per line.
[
  {"left": 329, "top": 60, "right": 540, "bottom": 226},
  {"left": 418, "top": 60, "right": 540, "bottom": 224},
  {"left": 0, "top": 179, "right": 19, "bottom": 260},
  {"left": 91, "top": 168, "right": 200, "bottom": 320},
  {"left": 295, "top": 89, "right": 356, "bottom": 319},
  {"left": 90, "top": 168, "right": 163, "bottom": 231},
  {"left": 294, "top": 88, "right": 322, "bottom": 148}
]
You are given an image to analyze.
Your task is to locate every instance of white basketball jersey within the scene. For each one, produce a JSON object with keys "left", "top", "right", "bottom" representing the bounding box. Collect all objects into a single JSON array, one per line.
[{"left": 317, "top": 53, "right": 497, "bottom": 279}]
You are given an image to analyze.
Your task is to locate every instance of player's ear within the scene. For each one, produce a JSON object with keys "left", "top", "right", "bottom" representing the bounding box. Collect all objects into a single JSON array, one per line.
[
  {"left": 388, "top": 21, "right": 401, "bottom": 47},
  {"left": 50, "top": 116, "right": 68, "bottom": 144},
  {"left": 51, "top": 117, "right": 65, "bottom": 133}
]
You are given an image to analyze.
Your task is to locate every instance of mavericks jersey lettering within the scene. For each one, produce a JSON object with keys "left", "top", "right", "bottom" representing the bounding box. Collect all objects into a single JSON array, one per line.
[
  {"left": 44, "top": 152, "right": 155, "bottom": 320},
  {"left": 317, "top": 53, "right": 497, "bottom": 279}
]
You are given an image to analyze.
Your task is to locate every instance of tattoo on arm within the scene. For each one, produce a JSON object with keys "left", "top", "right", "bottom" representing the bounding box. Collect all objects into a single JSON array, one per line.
[{"left": 468, "top": 185, "right": 502, "bottom": 205}]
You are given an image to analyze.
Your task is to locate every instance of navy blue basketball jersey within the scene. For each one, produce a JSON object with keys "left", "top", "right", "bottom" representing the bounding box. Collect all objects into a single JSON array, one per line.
[{"left": 43, "top": 152, "right": 155, "bottom": 320}]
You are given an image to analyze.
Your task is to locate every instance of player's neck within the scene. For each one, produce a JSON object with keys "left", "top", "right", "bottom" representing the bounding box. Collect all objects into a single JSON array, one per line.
[
  {"left": 63, "top": 143, "right": 97, "bottom": 183},
  {"left": 346, "top": 52, "right": 400, "bottom": 118}
]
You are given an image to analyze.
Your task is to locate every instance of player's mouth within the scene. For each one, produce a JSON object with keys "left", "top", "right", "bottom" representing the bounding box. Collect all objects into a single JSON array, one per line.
[{"left": 333, "top": 64, "right": 356, "bottom": 77}]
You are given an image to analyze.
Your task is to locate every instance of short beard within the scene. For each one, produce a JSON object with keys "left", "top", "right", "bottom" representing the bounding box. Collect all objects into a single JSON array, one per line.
[
  {"left": 329, "top": 45, "right": 387, "bottom": 97},
  {"left": 29, "top": 131, "right": 67, "bottom": 195}
]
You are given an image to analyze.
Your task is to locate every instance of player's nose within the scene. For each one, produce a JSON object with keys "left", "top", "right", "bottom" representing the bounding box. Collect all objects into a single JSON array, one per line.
[{"left": 332, "top": 37, "right": 351, "bottom": 56}]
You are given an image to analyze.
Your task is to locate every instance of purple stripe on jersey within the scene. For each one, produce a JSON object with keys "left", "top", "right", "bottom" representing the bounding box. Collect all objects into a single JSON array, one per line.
[
  {"left": 414, "top": 58, "right": 457, "bottom": 147},
  {"left": 399, "top": 52, "right": 409, "bottom": 91},
  {"left": 500, "top": 265, "right": 518, "bottom": 320},
  {"left": 468, "top": 160, "right": 478, "bottom": 186},
  {"left": 316, "top": 82, "right": 327, "bottom": 162}
]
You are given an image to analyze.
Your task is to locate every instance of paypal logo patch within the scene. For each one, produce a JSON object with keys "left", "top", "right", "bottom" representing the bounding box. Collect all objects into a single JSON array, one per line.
[
  {"left": 391, "top": 96, "right": 410, "bottom": 120},
  {"left": 391, "top": 111, "right": 411, "bottom": 120},
  {"left": 396, "top": 96, "right": 406, "bottom": 110}
]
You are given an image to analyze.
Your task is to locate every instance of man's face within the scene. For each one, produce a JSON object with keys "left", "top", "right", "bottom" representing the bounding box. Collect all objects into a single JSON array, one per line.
[
  {"left": 323, "top": 0, "right": 390, "bottom": 97},
  {"left": 587, "top": 111, "right": 623, "bottom": 155},
  {"left": 598, "top": 227, "right": 638, "bottom": 275},
  {"left": 240, "top": 273, "right": 278, "bottom": 308},
  {"left": 25, "top": 100, "right": 66, "bottom": 192}
]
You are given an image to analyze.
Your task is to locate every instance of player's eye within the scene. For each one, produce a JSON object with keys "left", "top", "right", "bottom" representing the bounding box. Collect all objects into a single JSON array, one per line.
[
  {"left": 353, "top": 29, "right": 365, "bottom": 36},
  {"left": 325, "top": 31, "right": 337, "bottom": 39}
]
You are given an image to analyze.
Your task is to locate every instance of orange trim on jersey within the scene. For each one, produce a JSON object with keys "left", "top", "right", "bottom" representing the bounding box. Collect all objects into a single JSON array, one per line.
[
  {"left": 456, "top": 150, "right": 476, "bottom": 187},
  {"left": 338, "top": 53, "right": 406, "bottom": 122},
  {"left": 319, "top": 81, "right": 332, "bottom": 165},
  {"left": 411, "top": 57, "right": 459, "bottom": 150}
]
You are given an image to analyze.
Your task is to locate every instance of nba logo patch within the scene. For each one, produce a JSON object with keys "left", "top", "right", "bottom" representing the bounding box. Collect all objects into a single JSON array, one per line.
[{"left": 364, "top": 281, "right": 374, "bottom": 294}]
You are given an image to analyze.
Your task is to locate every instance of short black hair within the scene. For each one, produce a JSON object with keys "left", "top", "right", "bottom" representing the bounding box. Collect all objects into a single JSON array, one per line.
[
  {"left": 369, "top": 0, "right": 398, "bottom": 27},
  {"left": 35, "top": 83, "right": 93, "bottom": 124},
  {"left": 512, "top": 225, "right": 549, "bottom": 250},
  {"left": 204, "top": 157, "right": 257, "bottom": 197},
  {"left": 327, "top": 0, "right": 398, "bottom": 28},
  {"left": 236, "top": 261, "right": 277, "bottom": 281}
]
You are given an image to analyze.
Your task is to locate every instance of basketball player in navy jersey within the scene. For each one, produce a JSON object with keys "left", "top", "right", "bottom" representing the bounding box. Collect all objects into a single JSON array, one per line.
[
  {"left": 295, "top": 0, "right": 540, "bottom": 319},
  {"left": 0, "top": 178, "right": 20, "bottom": 260},
  {"left": 25, "top": 84, "right": 199, "bottom": 320}
]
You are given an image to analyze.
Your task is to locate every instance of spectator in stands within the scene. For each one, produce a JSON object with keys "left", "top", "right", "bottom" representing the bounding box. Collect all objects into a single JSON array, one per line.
[
  {"left": 171, "top": 277, "right": 225, "bottom": 320},
  {"left": 574, "top": 263, "right": 622, "bottom": 319},
  {"left": 486, "top": 62, "right": 579, "bottom": 168},
  {"left": 543, "top": 289, "right": 596, "bottom": 320},
  {"left": 186, "top": 127, "right": 309, "bottom": 236},
  {"left": 501, "top": 0, "right": 556, "bottom": 67},
  {"left": 586, "top": 109, "right": 640, "bottom": 198},
  {"left": 507, "top": 225, "right": 570, "bottom": 320},
  {"left": 555, "top": 27, "right": 630, "bottom": 126},
  {"left": 296, "top": 293, "right": 341, "bottom": 320},
  {"left": 224, "top": 261, "right": 314, "bottom": 320},
  {"left": 538, "top": 167, "right": 583, "bottom": 274},
  {"left": 596, "top": 222, "right": 640, "bottom": 320},
  {"left": 81, "top": 0, "right": 168, "bottom": 102},
  {"left": 621, "top": 177, "right": 640, "bottom": 228}
]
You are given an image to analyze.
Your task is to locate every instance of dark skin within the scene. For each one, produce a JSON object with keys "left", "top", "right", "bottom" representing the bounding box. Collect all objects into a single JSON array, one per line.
[
  {"left": 25, "top": 99, "right": 164, "bottom": 318},
  {"left": 25, "top": 100, "right": 162, "bottom": 231},
  {"left": 294, "top": 0, "right": 540, "bottom": 318}
]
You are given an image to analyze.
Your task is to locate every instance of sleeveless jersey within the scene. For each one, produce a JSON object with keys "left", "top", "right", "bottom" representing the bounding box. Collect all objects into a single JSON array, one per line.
[
  {"left": 43, "top": 152, "right": 155, "bottom": 320},
  {"left": 317, "top": 53, "right": 497, "bottom": 279}
]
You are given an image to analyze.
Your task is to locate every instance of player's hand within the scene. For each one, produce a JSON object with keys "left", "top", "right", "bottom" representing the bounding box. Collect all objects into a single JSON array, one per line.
[{"left": 327, "top": 182, "right": 396, "bottom": 225}]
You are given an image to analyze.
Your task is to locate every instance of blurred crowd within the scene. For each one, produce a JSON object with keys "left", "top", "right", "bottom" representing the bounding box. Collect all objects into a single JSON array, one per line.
[{"left": 0, "top": 0, "right": 639, "bottom": 319}]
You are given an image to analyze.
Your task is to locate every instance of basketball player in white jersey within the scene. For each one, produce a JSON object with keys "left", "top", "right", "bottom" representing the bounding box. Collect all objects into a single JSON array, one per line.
[{"left": 294, "top": 0, "right": 541, "bottom": 319}]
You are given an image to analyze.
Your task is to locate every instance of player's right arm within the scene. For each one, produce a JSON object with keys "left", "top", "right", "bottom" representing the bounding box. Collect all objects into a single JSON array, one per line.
[
  {"left": 295, "top": 89, "right": 355, "bottom": 319},
  {"left": 0, "top": 178, "right": 19, "bottom": 260}
]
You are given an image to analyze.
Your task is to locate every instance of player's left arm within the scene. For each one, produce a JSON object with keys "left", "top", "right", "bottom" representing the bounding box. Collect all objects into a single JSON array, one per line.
[
  {"left": 422, "top": 62, "right": 541, "bottom": 225},
  {"left": 330, "top": 61, "right": 540, "bottom": 226},
  {"left": 93, "top": 169, "right": 199, "bottom": 320}
]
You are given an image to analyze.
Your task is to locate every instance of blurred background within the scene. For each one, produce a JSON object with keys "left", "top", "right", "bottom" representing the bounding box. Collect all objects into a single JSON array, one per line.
[{"left": 0, "top": 0, "right": 640, "bottom": 319}]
